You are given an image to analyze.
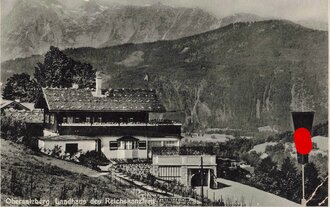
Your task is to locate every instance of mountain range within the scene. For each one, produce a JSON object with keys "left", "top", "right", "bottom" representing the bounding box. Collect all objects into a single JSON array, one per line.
[
  {"left": 1, "top": 0, "right": 327, "bottom": 61},
  {"left": 1, "top": 20, "right": 327, "bottom": 131},
  {"left": 1, "top": 0, "right": 220, "bottom": 61}
]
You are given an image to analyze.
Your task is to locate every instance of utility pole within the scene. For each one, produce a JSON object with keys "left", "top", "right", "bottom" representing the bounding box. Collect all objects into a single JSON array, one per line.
[
  {"left": 291, "top": 111, "right": 314, "bottom": 207},
  {"left": 302, "top": 164, "right": 306, "bottom": 206},
  {"left": 201, "top": 156, "right": 204, "bottom": 206}
]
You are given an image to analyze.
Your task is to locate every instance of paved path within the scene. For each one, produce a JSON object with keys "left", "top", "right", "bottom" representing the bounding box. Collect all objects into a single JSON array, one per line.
[{"left": 195, "top": 178, "right": 300, "bottom": 206}]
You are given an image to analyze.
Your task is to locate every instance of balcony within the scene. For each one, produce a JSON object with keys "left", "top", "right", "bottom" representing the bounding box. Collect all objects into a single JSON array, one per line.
[
  {"left": 57, "top": 120, "right": 182, "bottom": 137},
  {"left": 60, "top": 121, "right": 181, "bottom": 127}
]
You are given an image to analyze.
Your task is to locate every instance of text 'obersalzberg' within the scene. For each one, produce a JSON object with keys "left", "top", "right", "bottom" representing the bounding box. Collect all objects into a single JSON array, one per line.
[{"left": 5, "top": 198, "right": 156, "bottom": 206}]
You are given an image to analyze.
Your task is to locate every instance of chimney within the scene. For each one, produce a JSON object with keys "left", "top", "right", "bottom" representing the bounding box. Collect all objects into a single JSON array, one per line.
[{"left": 95, "top": 71, "right": 102, "bottom": 97}]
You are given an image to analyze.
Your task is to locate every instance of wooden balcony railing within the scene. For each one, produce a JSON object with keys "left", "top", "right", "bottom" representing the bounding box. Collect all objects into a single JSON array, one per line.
[
  {"left": 59, "top": 121, "right": 181, "bottom": 127},
  {"left": 57, "top": 122, "right": 182, "bottom": 137}
]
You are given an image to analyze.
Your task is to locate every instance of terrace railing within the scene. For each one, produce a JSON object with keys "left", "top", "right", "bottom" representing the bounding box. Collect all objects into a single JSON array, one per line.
[{"left": 151, "top": 146, "right": 215, "bottom": 155}]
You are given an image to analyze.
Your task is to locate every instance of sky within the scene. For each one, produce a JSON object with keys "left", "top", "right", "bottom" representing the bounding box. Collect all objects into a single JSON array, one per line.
[{"left": 1, "top": 0, "right": 328, "bottom": 22}]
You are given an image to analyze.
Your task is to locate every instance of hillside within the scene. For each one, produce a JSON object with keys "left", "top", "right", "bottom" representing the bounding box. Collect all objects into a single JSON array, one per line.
[
  {"left": 0, "top": 139, "right": 135, "bottom": 205},
  {"left": 297, "top": 20, "right": 328, "bottom": 31},
  {"left": 219, "top": 13, "right": 266, "bottom": 27},
  {"left": 1, "top": 20, "right": 328, "bottom": 131}
]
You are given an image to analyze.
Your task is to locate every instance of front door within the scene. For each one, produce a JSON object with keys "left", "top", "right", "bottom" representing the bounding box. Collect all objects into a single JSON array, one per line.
[{"left": 190, "top": 169, "right": 208, "bottom": 188}]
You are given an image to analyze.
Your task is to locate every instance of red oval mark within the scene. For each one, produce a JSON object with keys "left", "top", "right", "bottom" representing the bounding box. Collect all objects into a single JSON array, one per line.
[{"left": 294, "top": 128, "right": 313, "bottom": 155}]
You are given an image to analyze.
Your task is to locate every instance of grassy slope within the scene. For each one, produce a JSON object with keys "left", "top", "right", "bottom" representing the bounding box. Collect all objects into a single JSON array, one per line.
[
  {"left": 0, "top": 139, "right": 135, "bottom": 206},
  {"left": 1, "top": 20, "right": 328, "bottom": 130}
]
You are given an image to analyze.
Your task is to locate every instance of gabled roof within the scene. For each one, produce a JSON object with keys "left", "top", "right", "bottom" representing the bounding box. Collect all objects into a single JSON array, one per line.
[
  {"left": 0, "top": 100, "right": 13, "bottom": 108},
  {"left": 117, "top": 136, "right": 139, "bottom": 141},
  {"left": 0, "top": 99, "right": 31, "bottom": 111},
  {"left": 39, "top": 88, "right": 166, "bottom": 112}
]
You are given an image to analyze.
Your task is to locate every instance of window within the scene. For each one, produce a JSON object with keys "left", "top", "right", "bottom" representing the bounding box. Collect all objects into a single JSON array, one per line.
[
  {"left": 126, "top": 141, "right": 132, "bottom": 150},
  {"left": 109, "top": 141, "right": 118, "bottom": 150},
  {"left": 86, "top": 117, "right": 91, "bottom": 123},
  {"left": 50, "top": 114, "right": 54, "bottom": 124},
  {"left": 129, "top": 117, "right": 134, "bottom": 122},
  {"left": 138, "top": 141, "right": 146, "bottom": 150},
  {"left": 97, "top": 117, "right": 102, "bottom": 123},
  {"left": 66, "top": 143, "right": 78, "bottom": 154},
  {"left": 118, "top": 141, "right": 124, "bottom": 150},
  {"left": 63, "top": 116, "right": 68, "bottom": 123},
  {"left": 164, "top": 141, "right": 178, "bottom": 147},
  {"left": 158, "top": 166, "right": 181, "bottom": 181},
  {"left": 68, "top": 117, "right": 73, "bottom": 123},
  {"left": 133, "top": 141, "right": 137, "bottom": 149},
  {"left": 149, "top": 141, "right": 162, "bottom": 147},
  {"left": 74, "top": 117, "right": 80, "bottom": 123}
]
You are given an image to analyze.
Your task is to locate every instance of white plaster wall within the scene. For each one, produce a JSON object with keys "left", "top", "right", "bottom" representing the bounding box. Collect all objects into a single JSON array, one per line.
[
  {"left": 40, "top": 140, "right": 96, "bottom": 154},
  {"left": 100, "top": 136, "right": 148, "bottom": 160},
  {"left": 99, "top": 136, "right": 120, "bottom": 159},
  {"left": 137, "top": 149, "right": 148, "bottom": 159},
  {"left": 148, "top": 138, "right": 180, "bottom": 147}
]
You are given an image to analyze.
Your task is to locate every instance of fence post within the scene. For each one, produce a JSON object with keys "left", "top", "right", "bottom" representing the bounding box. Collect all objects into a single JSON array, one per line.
[{"left": 213, "top": 192, "right": 215, "bottom": 206}]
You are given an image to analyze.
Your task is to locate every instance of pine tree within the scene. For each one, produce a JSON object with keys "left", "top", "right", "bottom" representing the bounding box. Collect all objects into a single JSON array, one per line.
[
  {"left": 252, "top": 157, "right": 279, "bottom": 192},
  {"left": 304, "top": 163, "right": 326, "bottom": 206},
  {"left": 278, "top": 157, "right": 300, "bottom": 202}
]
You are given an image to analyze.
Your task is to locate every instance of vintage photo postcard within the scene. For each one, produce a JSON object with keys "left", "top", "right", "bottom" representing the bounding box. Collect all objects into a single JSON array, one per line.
[{"left": 0, "top": 0, "right": 328, "bottom": 206}]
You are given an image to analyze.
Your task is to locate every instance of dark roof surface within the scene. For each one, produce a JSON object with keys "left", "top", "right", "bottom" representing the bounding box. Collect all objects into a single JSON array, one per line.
[
  {"left": 3, "top": 109, "right": 43, "bottom": 123},
  {"left": 39, "top": 135, "right": 98, "bottom": 141},
  {"left": 0, "top": 100, "right": 13, "bottom": 108},
  {"left": 42, "top": 88, "right": 166, "bottom": 112}
]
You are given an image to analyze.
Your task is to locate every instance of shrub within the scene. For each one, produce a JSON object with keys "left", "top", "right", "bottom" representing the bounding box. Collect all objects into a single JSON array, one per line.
[
  {"left": 1, "top": 116, "right": 40, "bottom": 152},
  {"left": 50, "top": 145, "right": 62, "bottom": 157},
  {"left": 78, "top": 151, "right": 110, "bottom": 170},
  {"left": 1, "top": 117, "right": 27, "bottom": 143}
]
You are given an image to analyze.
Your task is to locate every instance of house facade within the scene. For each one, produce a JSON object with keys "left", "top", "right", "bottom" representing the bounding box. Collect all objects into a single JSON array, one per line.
[
  {"left": 152, "top": 155, "right": 217, "bottom": 188},
  {"left": 36, "top": 74, "right": 181, "bottom": 160}
]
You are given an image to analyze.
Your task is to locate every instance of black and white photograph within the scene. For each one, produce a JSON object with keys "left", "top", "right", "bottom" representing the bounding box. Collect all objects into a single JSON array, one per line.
[{"left": 0, "top": 0, "right": 328, "bottom": 206}]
